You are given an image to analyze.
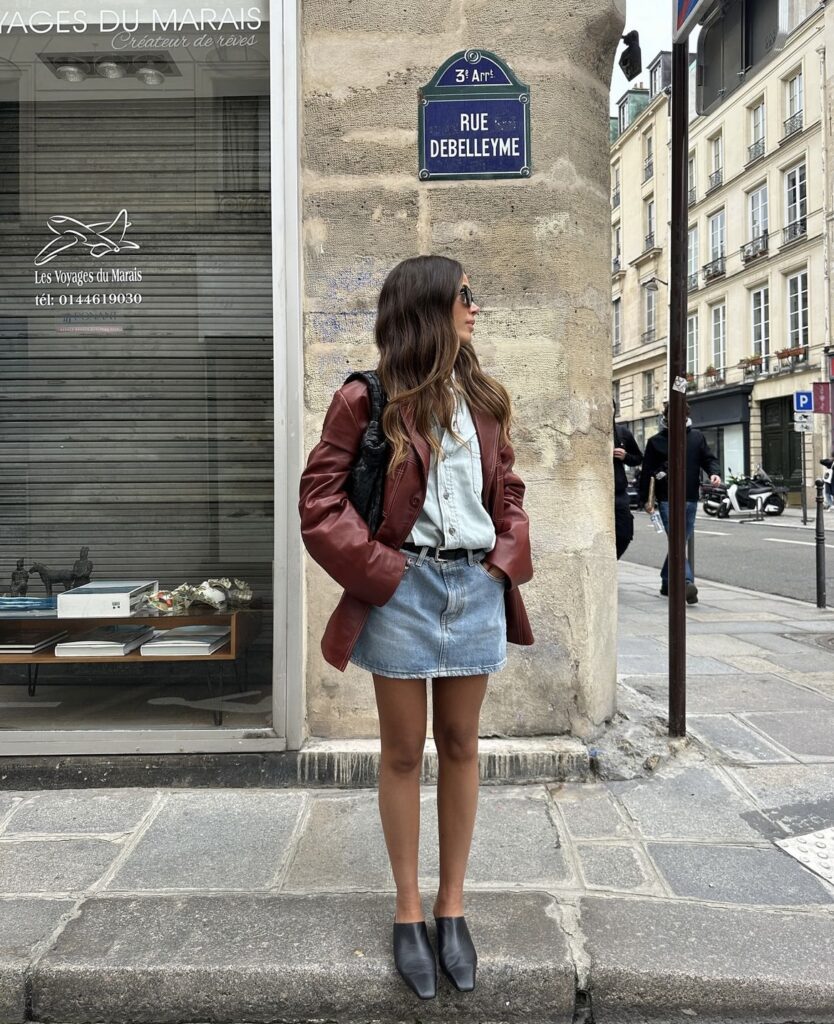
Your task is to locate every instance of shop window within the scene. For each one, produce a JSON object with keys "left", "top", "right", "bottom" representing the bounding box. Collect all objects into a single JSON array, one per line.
[{"left": 0, "top": 15, "right": 275, "bottom": 733}]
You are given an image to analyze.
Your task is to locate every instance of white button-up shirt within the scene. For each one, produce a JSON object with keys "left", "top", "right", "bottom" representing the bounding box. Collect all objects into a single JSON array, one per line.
[{"left": 406, "top": 388, "right": 497, "bottom": 551}]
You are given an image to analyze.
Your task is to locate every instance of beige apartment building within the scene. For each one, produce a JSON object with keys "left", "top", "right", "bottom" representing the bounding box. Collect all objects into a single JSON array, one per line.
[{"left": 612, "top": 4, "right": 832, "bottom": 502}]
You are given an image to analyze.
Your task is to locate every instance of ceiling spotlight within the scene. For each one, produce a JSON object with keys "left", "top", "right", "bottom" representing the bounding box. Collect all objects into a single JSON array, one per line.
[
  {"left": 55, "top": 61, "right": 88, "bottom": 83},
  {"left": 96, "top": 59, "right": 126, "bottom": 80},
  {"left": 136, "top": 62, "right": 164, "bottom": 86}
]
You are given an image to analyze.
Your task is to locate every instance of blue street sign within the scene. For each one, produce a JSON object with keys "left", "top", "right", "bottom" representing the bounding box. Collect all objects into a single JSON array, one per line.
[
  {"left": 418, "top": 50, "right": 531, "bottom": 181},
  {"left": 794, "top": 390, "right": 814, "bottom": 413}
]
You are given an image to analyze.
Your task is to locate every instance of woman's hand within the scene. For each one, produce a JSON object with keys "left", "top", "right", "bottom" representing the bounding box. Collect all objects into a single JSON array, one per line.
[{"left": 481, "top": 561, "right": 508, "bottom": 582}]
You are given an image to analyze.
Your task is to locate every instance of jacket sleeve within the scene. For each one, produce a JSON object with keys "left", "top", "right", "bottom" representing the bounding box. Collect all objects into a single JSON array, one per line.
[
  {"left": 298, "top": 387, "right": 407, "bottom": 606},
  {"left": 638, "top": 439, "right": 658, "bottom": 503},
  {"left": 622, "top": 427, "right": 643, "bottom": 468},
  {"left": 485, "top": 438, "right": 533, "bottom": 591}
]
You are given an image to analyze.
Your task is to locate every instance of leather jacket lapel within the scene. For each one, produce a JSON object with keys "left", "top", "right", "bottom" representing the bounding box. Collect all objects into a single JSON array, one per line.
[
  {"left": 400, "top": 403, "right": 430, "bottom": 480},
  {"left": 473, "top": 406, "right": 499, "bottom": 497}
]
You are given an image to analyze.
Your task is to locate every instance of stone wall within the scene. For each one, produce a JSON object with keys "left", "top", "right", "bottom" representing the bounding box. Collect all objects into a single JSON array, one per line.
[{"left": 300, "top": 0, "right": 627, "bottom": 739}]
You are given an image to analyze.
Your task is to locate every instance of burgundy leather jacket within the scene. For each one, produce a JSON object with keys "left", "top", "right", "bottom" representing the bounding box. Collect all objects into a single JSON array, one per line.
[{"left": 299, "top": 379, "right": 534, "bottom": 671}]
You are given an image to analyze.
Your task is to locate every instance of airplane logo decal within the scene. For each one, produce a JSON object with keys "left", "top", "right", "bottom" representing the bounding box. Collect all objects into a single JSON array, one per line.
[{"left": 34, "top": 209, "right": 140, "bottom": 267}]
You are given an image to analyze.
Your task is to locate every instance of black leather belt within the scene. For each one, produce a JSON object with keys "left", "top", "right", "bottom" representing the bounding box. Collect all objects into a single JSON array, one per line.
[{"left": 400, "top": 542, "right": 485, "bottom": 561}]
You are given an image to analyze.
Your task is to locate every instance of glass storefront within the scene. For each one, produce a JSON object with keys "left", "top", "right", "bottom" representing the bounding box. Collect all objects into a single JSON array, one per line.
[{"left": 0, "top": 7, "right": 277, "bottom": 740}]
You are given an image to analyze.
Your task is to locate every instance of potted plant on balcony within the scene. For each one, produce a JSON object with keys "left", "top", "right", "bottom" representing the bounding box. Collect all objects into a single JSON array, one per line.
[
  {"left": 685, "top": 370, "right": 698, "bottom": 391},
  {"left": 705, "top": 364, "right": 718, "bottom": 377}
]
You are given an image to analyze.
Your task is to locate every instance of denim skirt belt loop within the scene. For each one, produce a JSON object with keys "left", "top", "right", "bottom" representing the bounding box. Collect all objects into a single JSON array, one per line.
[{"left": 349, "top": 545, "right": 508, "bottom": 679}]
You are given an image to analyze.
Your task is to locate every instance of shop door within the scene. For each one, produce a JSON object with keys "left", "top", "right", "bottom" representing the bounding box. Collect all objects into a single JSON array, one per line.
[
  {"left": 761, "top": 396, "right": 801, "bottom": 491},
  {"left": 0, "top": 13, "right": 287, "bottom": 751}
]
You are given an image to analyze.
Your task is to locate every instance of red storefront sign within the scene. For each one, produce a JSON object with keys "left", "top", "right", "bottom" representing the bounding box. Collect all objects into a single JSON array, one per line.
[{"left": 813, "top": 381, "right": 832, "bottom": 415}]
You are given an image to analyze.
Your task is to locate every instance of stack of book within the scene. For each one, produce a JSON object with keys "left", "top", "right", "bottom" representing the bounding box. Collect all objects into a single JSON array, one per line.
[
  {"left": 140, "top": 625, "right": 231, "bottom": 657},
  {"left": 0, "top": 629, "right": 68, "bottom": 654},
  {"left": 54, "top": 625, "right": 155, "bottom": 658}
]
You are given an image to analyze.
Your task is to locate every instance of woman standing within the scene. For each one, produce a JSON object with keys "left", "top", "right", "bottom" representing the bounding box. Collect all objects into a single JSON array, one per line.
[{"left": 299, "top": 255, "right": 534, "bottom": 1000}]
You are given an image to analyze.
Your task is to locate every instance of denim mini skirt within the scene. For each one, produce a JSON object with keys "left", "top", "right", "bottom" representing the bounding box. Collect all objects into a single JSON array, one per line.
[{"left": 349, "top": 546, "right": 507, "bottom": 679}]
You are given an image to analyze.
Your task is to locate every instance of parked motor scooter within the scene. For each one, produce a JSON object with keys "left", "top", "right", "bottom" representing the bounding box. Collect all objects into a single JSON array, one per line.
[{"left": 702, "top": 465, "right": 787, "bottom": 518}]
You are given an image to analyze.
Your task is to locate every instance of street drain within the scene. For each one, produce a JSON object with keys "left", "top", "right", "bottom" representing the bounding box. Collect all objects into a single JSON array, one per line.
[
  {"left": 783, "top": 632, "right": 834, "bottom": 654},
  {"left": 777, "top": 827, "right": 834, "bottom": 885}
]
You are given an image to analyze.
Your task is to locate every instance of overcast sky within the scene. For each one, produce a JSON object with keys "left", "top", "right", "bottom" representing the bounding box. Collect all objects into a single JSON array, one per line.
[{"left": 609, "top": 0, "right": 698, "bottom": 113}]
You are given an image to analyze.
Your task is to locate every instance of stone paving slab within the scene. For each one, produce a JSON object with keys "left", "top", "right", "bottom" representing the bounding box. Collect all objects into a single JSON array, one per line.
[
  {"left": 2, "top": 790, "right": 157, "bottom": 835},
  {"left": 608, "top": 766, "right": 778, "bottom": 842},
  {"left": 687, "top": 714, "right": 795, "bottom": 764},
  {"left": 0, "top": 897, "right": 74, "bottom": 1022},
  {"left": 105, "top": 790, "right": 305, "bottom": 891},
  {"left": 31, "top": 891, "right": 576, "bottom": 1024},
  {"left": 0, "top": 838, "right": 121, "bottom": 894},
  {"left": 646, "top": 841, "right": 834, "bottom": 905},
  {"left": 626, "top": 673, "right": 833, "bottom": 714},
  {"left": 582, "top": 895, "right": 834, "bottom": 1022},
  {"left": 575, "top": 842, "right": 658, "bottom": 893},
  {"left": 555, "top": 786, "right": 633, "bottom": 840},
  {"left": 744, "top": 711, "right": 834, "bottom": 762},
  {"left": 730, "top": 765, "right": 834, "bottom": 834}
]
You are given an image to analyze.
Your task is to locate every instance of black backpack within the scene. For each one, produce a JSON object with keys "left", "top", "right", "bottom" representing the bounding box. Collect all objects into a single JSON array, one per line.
[{"left": 344, "top": 370, "right": 390, "bottom": 535}]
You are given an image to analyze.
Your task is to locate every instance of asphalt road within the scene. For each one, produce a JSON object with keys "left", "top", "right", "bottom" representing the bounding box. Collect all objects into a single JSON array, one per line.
[{"left": 623, "top": 508, "right": 834, "bottom": 605}]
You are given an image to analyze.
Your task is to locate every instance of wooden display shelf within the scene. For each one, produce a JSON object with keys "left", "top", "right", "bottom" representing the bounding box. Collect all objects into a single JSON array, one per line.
[{"left": 0, "top": 607, "right": 262, "bottom": 726}]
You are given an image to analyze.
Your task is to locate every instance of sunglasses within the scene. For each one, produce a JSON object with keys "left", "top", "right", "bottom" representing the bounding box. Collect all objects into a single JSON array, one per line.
[{"left": 459, "top": 284, "right": 475, "bottom": 307}]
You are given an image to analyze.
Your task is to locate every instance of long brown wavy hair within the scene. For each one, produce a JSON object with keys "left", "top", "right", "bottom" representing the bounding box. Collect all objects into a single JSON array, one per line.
[{"left": 375, "top": 255, "right": 513, "bottom": 475}]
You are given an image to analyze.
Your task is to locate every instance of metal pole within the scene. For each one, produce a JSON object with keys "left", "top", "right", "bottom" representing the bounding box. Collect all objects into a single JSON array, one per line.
[
  {"left": 669, "top": 41, "right": 689, "bottom": 738},
  {"left": 801, "top": 432, "right": 808, "bottom": 526},
  {"left": 815, "top": 478, "right": 827, "bottom": 609}
]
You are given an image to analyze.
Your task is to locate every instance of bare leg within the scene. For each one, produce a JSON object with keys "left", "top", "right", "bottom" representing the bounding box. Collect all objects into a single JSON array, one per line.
[
  {"left": 431, "top": 674, "right": 488, "bottom": 918},
  {"left": 373, "top": 674, "right": 427, "bottom": 923}
]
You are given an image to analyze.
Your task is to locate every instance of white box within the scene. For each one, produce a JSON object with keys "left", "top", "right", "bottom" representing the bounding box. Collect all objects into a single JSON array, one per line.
[{"left": 57, "top": 581, "right": 158, "bottom": 618}]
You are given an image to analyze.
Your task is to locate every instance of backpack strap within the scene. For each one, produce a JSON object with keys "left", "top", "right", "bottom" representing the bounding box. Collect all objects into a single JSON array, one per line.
[{"left": 344, "top": 370, "right": 386, "bottom": 423}]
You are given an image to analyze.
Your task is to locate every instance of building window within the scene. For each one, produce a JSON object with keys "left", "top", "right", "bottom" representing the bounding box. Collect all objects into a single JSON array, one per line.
[
  {"left": 708, "top": 209, "right": 725, "bottom": 261},
  {"left": 787, "top": 70, "right": 803, "bottom": 117},
  {"left": 711, "top": 303, "right": 727, "bottom": 371},
  {"left": 708, "top": 134, "right": 723, "bottom": 190},
  {"left": 618, "top": 99, "right": 629, "bottom": 135},
  {"left": 613, "top": 297, "right": 622, "bottom": 354},
  {"left": 645, "top": 198, "right": 656, "bottom": 249},
  {"left": 650, "top": 63, "right": 662, "bottom": 98},
  {"left": 612, "top": 163, "right": 621, "bottom": 208},
  {"left": 642, "top": 370, "right": 656, "bottom": 410},
  {"left": 688, "top": 153, "right": 696, "bottom": 204},
  {"left": 787, "top": 270, "right": 809, "bottom": 351},
  {"left": 687, "top": 313, "right": 699, "bottom": 375},
  {"left": 749, "top": 184, "right": 768, "bottom": 239},
  {"left": 613, "top": 223, "right": 622, "bottom": 272},
  {"left": 643, "top": 131, "right": 654, "bottom": 181},
  {"left": 784, "top": 162, "right": 807, "bottom": 243},
  {"left": 751, "top": 286, "right": 770, "bottom": 362},
  {"left": 688, "top": 225, "right": 699, "bottom": 288},
  {"left": 613, "top": 379, "right": 621, "bottom": 412},
  {"left": 749, "top": 100, "right": 766, "bottom": 162},
  {"left": 643, "top": 286, "right": 656, "bottom": 343}
]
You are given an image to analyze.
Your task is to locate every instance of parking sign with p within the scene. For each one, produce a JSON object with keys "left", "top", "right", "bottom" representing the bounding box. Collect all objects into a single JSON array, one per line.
[{"left": 794, "top": 390, "right": 814, "bottom": 413}]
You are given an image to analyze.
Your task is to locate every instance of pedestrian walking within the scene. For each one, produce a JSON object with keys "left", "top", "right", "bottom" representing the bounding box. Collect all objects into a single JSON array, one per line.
[
  {"left": 613, "top": 402, "right": 643, "bottom": 560},
  {"left": 822, "top": 450, "right": 834, "bottom": 509},
  {"left": 298, "top": 255, "right": 534, "bottom": 1000},
  {"left": 639, "top": 400, "right": 721, "bottom": 604}
]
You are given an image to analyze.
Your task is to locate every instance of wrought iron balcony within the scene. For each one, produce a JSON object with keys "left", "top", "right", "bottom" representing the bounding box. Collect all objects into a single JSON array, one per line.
[
  {"left": 641, "top": 394, "right": 656, "bottom": 411},
  {"left": 612, "top": 255, "right": 622, "bottom": 274},
  {"left": 644, "top": 231, "right": 656, "bottom": 251},
  {"left": 688, "top": 272, "right": 699, "bottom": 291},
  {"left": 612, "top": 188, "right": 621, "bottom": 209},
  {"left": 643, "top": 156, "right": 654, "bottom": 182},
  {"left": 783, "top": 219, "right": 807, "bottom": 245},
  {"left": 702, "top": 255, "right": 726, "bottom": 281},
  {"left": 688, "top": 186, "right": 696, "bottom": 206},
  {"left": 783, "top": 111, "right": 803, "bottom": 139},
  {"left": 741, "top": 231, "right": 769, "bottom": 263},
  {"left": 746, "top": 138, "right": 765, "bottom": 164},
  {"left": 641, "top": 328, "right": 656, "bottom": 345},
  {"left": 707, "top": 167, "right": 723, "bottom": 192}
]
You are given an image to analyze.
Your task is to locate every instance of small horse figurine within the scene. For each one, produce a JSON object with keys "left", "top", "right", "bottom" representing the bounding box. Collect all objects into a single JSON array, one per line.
[{"left": 29, "top": 561, "right": 75, "bottom": 597}]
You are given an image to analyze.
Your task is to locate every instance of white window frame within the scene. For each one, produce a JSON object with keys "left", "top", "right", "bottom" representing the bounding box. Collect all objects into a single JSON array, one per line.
[
  {"left": 708, "top": 209, "right": 725, "bottom": 260},
  {"left": 613, "top": 297, "right": 622, "bottom": 351},
  {"left": 644, "top": 286, "right": 656, "bottom": 336},
  {"left": 613, "top": 379, "right": 621, "bottom": 411},
  {"left": 650, "top": 63, "right": 662, "bottom": 97},
  {"left": 688, "top": 153, "right": 696, "bottom": 193},
  {"left": 785, "top": 162, "right": 807, "bottom": 226},
  {"left": 613, "top": 162, "right": 621, "bottom": 195},
  {"left": 751, "top": 101, "right": 765, "bottom": 145},
  {"left": 711, "top": 134, "right": 723, "bottom": 173},
  {"left": 686, "top": 312, "right": 699, "bottom": 375},
  {"left": 646, "top": 198, "right": 656, "bottom": 240},
  {"left": 614, "top": 223, "right": 621, "bottom": 258},
  {"left": 711, "top": 303, "right": 727, "bottom": 371},
  {"left": 788, "top": 70, "right": 803, "bottom": 118},
  {"left": 645, "top": 131, "right": 654, "bottom": 162},
  {"left": 749, "top": 183, "right": 768, "bottom": 239},
  {"left": 642, "top": 369, "right": 655, "bottom": 405},
  {"left": 688, "top": 225, "right": 699, "bottom": 278},
  {"left": 787, "top": 270, "right": 809, "bottom": 350},
  {"left": 751, "top": 286, "right": 770, "bottom": 359}
]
